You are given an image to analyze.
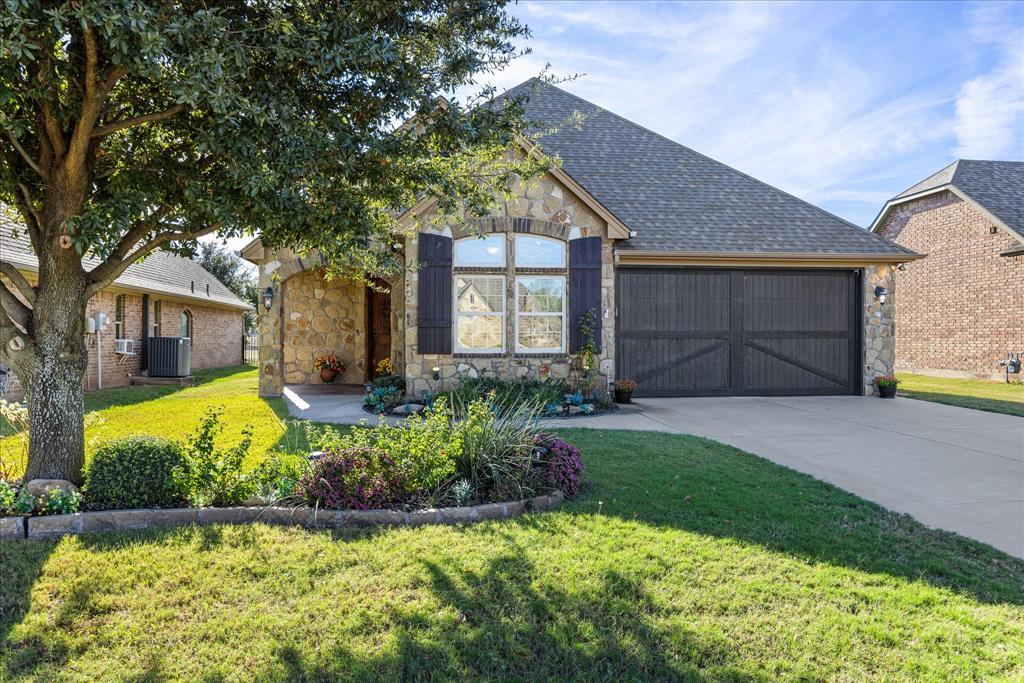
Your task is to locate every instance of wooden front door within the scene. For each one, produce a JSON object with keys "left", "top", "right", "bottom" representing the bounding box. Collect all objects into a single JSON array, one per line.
[{"left": 368, "top": 283, "right": 392, "bottom": 378}]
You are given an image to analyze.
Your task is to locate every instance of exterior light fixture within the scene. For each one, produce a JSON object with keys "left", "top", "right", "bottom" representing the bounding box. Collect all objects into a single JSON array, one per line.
[
  {"left": 896, "top": 262, "right": 906, "bottom": 271},
  {"left": 432, "top": 366, "right": 441, "bottom": 381},
  {"left": 263, "top": 286, "right": 274, "bottom": 311},
  {"left": 874, "top": 285, "right": 888, "bottom": 305}
]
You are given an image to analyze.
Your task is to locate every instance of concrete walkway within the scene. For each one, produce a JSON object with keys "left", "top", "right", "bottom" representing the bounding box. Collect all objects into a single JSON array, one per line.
[{"left": 283, "top": 385, "right": 1024, "bottom": 557}]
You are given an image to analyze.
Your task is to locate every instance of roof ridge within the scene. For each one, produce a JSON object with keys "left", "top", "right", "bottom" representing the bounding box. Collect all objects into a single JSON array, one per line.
[{"left": 525, "top": 80, "right": 909, "bottom": 250}]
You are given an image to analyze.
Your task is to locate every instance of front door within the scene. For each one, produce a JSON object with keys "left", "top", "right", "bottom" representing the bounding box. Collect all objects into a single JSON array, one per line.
[{"left": 368, "top": 282, "right": 392, "bottom": 378}]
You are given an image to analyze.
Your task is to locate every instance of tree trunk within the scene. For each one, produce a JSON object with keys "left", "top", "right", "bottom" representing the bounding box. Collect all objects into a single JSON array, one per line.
[{"left": 18, "top": 214, "right": 91, "bottom": 484}]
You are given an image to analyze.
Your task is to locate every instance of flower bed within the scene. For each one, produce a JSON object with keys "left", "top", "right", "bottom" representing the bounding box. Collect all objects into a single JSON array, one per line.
[{"left": 2, "top": 394, "right": 583, "bottom": 534}]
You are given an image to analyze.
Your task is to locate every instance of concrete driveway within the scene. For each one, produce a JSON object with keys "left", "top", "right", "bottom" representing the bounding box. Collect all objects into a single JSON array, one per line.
[{"left": 585, "top": 396, "right": 1024, "bottom": 557}]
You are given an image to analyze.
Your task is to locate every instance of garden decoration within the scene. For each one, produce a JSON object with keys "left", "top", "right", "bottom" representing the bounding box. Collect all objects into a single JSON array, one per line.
[
  {"left": 614, "top": 378, "right": 638, "bottom": 404},
  {"left": 874, "top": 374, "right": 899, "bottom": 398},
  {"left": 314, "top": 355, "right": 344, "bottom": 383}
]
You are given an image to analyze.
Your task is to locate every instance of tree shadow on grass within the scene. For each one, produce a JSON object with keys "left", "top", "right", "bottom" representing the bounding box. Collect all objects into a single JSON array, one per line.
[
  {"left": 262, "top": 543, "right": 755, "bottom": 682},
  {"left": 554, "top": 428, "right": 1024, "bottom": 606},
  {"left": 0, "top": 537, "right": 60, "bottom": 672}
]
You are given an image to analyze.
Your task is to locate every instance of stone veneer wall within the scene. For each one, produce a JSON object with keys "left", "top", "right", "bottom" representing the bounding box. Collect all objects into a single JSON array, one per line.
[
  {"left": 282, "top": 269, "right": 366, "bottom": 385},
  {"left": 863, "top": 264, "right": 897, "bottom": 395},
  {"left": 256, "top": 248, "right": 404, "bottom": 395},
  {"left": 402, "top": 173, "right": 616, "bottom": 397},
  {"left": 876, "top": 191, "right": 1024, "bottom": 379}
]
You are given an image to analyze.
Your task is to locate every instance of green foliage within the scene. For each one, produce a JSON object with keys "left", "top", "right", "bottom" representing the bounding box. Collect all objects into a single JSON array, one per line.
[
  {"left": 312, "top": 394, "right": 547, "bottom": 506},
  {"left": 84, "top": 436, "right": 187, "bottom": 510},
  {"left": 0, "top": 479, "right": 17, "bottom": 514},
  {"left": 39, "top": 488, "right": 82, "bottom": 515},
  {"left": 440, "top": 376, "right": 568, "bottom": 417},
  {"left": 362, "top": 385, "right": 405, "bottom": 414},
  {"left": 178, "top": 408, "right": 255, "bottom": 507},
  {"left": 572, "top": 308, "right": 600, "bottom": 394},
  {"left": 1, "top": 0, "right": 549, "bottom": 279},
  {"left": 251, "top": 453, "right": 307, "bottom": 504},
  {"left": 192, "top": 242, "right": 259, "bottom": 331}
]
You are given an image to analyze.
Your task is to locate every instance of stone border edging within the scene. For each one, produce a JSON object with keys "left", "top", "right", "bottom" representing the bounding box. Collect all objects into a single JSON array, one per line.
[{"left": 0, "top": 491, "right": 565, "bottom": 541}]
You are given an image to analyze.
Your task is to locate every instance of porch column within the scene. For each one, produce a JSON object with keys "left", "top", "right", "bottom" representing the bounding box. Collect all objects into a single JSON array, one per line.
[{"left": 258, "top": 263, "right": 285, "bottom": 397}]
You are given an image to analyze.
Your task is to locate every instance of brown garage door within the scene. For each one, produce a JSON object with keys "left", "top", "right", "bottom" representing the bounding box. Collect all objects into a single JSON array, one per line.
[{"left": 616, "top": 268, "right": 861, "bottom": 396}]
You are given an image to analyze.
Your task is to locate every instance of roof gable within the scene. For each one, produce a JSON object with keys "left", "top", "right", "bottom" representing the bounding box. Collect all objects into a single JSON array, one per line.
[
  {"left": 872, "top": 160, "right": 1024, "bottom": 245},
  {"left": 499, "top": 79, "right": 914, "bottom": 258}
]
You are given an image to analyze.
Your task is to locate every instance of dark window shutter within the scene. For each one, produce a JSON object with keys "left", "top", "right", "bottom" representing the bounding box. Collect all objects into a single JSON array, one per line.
[
  {"left": 569, "top": 237, "right": 602, "bottom": 353},
  {"left": 417, "top": 233, "right": 453, "bottom": 354}
]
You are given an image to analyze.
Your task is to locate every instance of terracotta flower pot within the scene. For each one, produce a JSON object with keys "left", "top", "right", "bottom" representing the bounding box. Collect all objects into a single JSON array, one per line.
[
  {"left": 319, "top": 367, "right": 338, "bottom": 383},
  {"left": 614, "top": 389, "right": 633, "bottom": 404},
  {"left": 877, "top": 384, "right": 897, "bottom": 398}
]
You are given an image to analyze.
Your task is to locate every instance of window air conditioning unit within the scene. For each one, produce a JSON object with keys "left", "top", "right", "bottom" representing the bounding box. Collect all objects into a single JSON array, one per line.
[{"left": 114, "top": 339, "right": 135, "bottom": 355}]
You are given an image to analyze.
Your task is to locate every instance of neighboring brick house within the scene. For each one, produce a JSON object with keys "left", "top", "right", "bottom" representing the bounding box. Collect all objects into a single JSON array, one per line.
[
  {"left": 244, "top": 79, "right": 919, "bottom": 399},
  {"left": 871, "top": 160, "right": 1024, "bottom": 380},
  {"left": 1, "top": 227, "right": 251, "bottom": 399}
]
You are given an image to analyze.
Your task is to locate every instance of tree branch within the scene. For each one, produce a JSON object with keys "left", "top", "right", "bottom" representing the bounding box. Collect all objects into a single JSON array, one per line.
[
  {"left": 4, "top": 130, "right": 47, "bottom": 179},
  {"left": 11, "top": 183, "right": 42, "bottom": 254},
  {"left": 0, "top": 279, "right": 32, "bottom": 333},
  {"left": 0, "top": 261, "right": 36, "bottom": 306},
  {"left": 86, "top": 222, "right": 223, "bottom": 297},
  {"left": 91, "top": 104, "right": 186, "bottom": 139}
]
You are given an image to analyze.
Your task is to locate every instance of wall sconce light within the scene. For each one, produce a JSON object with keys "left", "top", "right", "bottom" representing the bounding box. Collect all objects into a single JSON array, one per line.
[
  {"left": 263, "top": 286, "right": 275, "bottom": 311},
  {"left": 874, "top": 285, "right": 888, "bottom": 305},
  {"left": 896, "top": 262, "right": 906, "bottom": 271},
  {"left": 431, "top": 366, "right": 441, "bottom": 382}
]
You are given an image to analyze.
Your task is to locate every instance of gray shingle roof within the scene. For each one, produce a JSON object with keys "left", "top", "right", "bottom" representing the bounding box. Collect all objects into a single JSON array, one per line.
[
  {"left": 893, "top": 160, "right": 1024, "bottom": 241},
  {"left": 503, "top": 79, "right": 914, "bottom": 256},
  {"left": 1, "top": 216, "right": 250, "bottom": 310}
]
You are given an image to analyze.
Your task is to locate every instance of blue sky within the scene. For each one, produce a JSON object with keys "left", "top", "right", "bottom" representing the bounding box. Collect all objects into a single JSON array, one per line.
[{"left": 480, "top": 0, "right": 1024, "bottom": 228}]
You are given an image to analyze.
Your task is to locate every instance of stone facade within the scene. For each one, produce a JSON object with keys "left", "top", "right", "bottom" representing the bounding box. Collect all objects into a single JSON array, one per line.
[
  {"left": 863, "top": 264, "right": 897, "bottom": 395},
  {"left": 255, "top": 247, "right": 404, "bottom": 395},
  {"left": 401, "top": 172, "right": 617, "bottom": 397},
  {"left": 282, "top": 269, "right": 367, "bottom": 385},
  {"left": 876, "top": 191, "right": 1024, "bottom": 379},
  {"left": 4, "top": 285, "right": 245, "bottom": 400}
]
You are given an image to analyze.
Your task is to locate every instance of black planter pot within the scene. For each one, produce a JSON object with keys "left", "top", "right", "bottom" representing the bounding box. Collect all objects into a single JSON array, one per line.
[
  {"left": 614, "top": 389, "right": 633, "bottom": 404},
  {"left": 877, "top": 384, "right": 897, "bottom": 399}
]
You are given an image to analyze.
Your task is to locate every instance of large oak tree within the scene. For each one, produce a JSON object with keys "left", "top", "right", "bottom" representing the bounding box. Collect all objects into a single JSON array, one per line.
[{"left": 1, "top": 0, "right": 547, "bottom": 482}]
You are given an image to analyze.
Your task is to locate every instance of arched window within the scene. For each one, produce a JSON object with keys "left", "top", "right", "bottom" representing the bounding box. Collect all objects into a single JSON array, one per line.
[
  {"left": 515, "top": 235, "right": 565, "bottom": 267},
  {"left": 454, "top": 234, "right": 505, "bottom": 267},
  {"left": 180, "top": 310, "right": 193, "bottom": 339}
]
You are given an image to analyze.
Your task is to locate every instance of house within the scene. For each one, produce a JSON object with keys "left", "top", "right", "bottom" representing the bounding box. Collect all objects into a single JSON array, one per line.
[
  {"left": 870, "top": 160, "right": 1024, "bottom": 380},
  {"left": 0, "top": 226, "right": 251, "bottom": 398},
  {"left": 243, "top": 79, "right": 919, "bottom": 398}
]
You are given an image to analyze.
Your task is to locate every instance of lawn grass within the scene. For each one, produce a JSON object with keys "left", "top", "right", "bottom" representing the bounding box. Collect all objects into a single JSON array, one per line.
[
  {"left": 1, "top": 366, "right": 308, "bottom": 476},
  {"left": 898, "top": 372, "right": 1024, "bottom": 417},
  {"left": 2, "top": 427, "right": 1023, "bottom": 681}
]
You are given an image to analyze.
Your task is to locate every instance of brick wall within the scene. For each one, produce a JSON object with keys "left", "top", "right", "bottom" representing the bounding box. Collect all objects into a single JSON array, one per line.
[
  {"left": 876, "top": 191, "right": 1024, "bottom": 378},
  {"left": 3, "top": 287, "right": 245, "bottom": 399}
]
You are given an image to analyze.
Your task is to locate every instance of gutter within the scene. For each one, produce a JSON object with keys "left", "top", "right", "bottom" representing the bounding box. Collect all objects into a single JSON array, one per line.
[{"left": 614, "top": 250, "right": 924, "bottom": 267}]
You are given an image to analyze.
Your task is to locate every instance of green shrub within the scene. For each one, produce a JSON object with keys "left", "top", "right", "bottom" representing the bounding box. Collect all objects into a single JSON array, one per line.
[
  {"left": 84, "top": 436, "right": 187, "bottom": 509},
  {"left": 178, "top": 407, "right": 255, "bottom": 507},
  {"left": 440, "top": 376, "right": 567, "bottom": 417},
  {"left": 310, "top": 394, "right": 548, "bottom": 506},
  {"left": 39, "top": 487, "right": 82, "bottom": 515},
  {"left": 0, "top": 479, "right": 16, "bottom": 514},
  {"left": 251, "top": 452, "right": 307, "bottom": 503}
]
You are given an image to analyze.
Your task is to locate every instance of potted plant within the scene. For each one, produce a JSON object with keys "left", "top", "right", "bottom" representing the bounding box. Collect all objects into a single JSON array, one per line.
[
  {"left": 614, "top": 378, "right": 637, "bottom": 404},
  {"left": 874, "top": 374, "right": 899, "bottom": 398},
  {"left": 314, "top": 354, "right": 344, "bottom": 383}
]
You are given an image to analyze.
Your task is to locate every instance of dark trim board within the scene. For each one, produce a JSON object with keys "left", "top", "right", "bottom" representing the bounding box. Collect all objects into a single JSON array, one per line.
[{"left": 615, "top": 267, "right": 862, "bottom": 397}]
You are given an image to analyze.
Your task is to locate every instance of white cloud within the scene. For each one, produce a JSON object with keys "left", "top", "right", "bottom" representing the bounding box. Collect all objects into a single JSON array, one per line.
[{"left": 952, "top": 2, "right": 1024, "bottom": 159}]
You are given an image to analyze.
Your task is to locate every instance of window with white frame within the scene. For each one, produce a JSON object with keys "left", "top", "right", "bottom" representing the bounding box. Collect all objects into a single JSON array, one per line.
[
  {"left": 515, "top": 276, "right": 565, "bottom": 352},
  {"left": 455, "top": 276, "right": 505, "bottom": 352},
  {"left": 455, "top": 234, "right": 505, "bottom": 267},
  {"left": 515, "top": 235, "right": 565, "bottom": 267},
  {"left": 114, "top": 294, "right": 125, "bottom": 340}
]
